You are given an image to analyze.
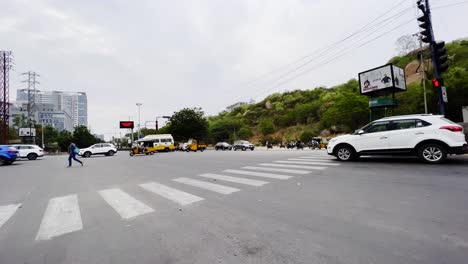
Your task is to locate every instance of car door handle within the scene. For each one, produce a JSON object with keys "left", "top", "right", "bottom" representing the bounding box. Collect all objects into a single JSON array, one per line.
[
  {"left": 415, "top": 132, "right": 424, "bottom": 135},
  {"left": 380, "top": 136, "right": 388, "bottom": 139}
]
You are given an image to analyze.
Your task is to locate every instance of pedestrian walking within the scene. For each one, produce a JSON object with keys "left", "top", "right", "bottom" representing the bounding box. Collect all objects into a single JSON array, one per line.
[{"left": 68, "top": 142, "right": 83, "bottom": 167}]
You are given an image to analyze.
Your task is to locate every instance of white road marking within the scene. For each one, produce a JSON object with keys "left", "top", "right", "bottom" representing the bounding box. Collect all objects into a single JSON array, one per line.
[
  {"left": 223, "top": 169, "right": 292, "bottom": 180},
  {"left": 242, "top": 166, "right": 313, "bottom": 174},
  {"left": 275, "top": 160, "right": 340, "bottom": 166},
  {"left": 199, "top": 173, "right": 268, "bottom": 186},
  {"left": 297, "top": 156, "right": 333, "bottom": 160},
  {"left": 288, "top": 158, "right": 333, "bottom": 162},
  {"left": 35, "top": 195, "right": 83, "bottom": 241},
  {"left": 173, "top": 177, "right": 240, "bottom": 194},
  {"left": 0, "top": 203, "right": 21, "bottom": 229},
  {"left": 139, "top": 182, "right": 204, "bottom": 206},
  {"left": 99, "top": 188, "right": 154, "bottom": 219},
  {"left": 259, "top": 163, "right": 327, "bottom": 170}
]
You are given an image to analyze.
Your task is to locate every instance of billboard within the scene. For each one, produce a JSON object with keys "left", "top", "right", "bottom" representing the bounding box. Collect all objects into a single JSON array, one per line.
[
  {"left": 119, "top": 121, "right": 134, "bottom": 129},
  {"left": 359, "top": 64, "right": 406, "bottom": 95},
  {"left": 19, "top": 128, "right": 36, "bottom": 137}
]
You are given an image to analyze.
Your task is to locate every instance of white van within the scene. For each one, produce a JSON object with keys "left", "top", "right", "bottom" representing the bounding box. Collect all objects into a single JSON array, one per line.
[{"left": 138, "top": 134, "right": 175, "bottom": 152}]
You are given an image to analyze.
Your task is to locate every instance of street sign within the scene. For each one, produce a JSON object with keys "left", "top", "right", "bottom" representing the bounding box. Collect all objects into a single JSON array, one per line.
[
  {"left": 441, "top": 86, "right": 448, "bottom": 103},
  {"left": 369, "top": 98, "right": 399, "bottom": 108},
  {"left": 119, "top": 121, "right": 134, "bottom": 129}
]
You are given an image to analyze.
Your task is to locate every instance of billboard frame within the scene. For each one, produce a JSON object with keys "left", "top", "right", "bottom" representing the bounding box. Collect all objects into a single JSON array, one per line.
[{"left": 358, "top": 63, "right": 406, "bottom": 96}]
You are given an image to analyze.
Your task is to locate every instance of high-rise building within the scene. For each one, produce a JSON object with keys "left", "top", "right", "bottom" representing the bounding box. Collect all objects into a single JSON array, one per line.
[
  {"left": 16, "top": 89, "right": 87, "bottom": 127},
  {"left": 9, "top": 102, "right": 74, "bottom": 132}
]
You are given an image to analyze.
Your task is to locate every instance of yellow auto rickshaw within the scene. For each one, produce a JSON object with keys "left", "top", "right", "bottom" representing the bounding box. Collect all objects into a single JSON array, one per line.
[{"left": 129, "top": 140, "right": 156, "bottom": 156}]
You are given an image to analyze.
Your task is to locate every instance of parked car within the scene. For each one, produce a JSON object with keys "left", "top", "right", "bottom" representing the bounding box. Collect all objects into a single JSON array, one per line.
[
  {"left": 79, "top": 143, "right": 117, "bottom": 158},
  {"left": 233, "top": 140, "right": 255, "bottom": 151},
  {"left": 0, "top": 145, "right": 19, "bottom": 165},
  {"left": 327, "top": 114, "right": 468, "bottom": 163},
  {"left": 12, "top": 144, "right": 44, "bottom": 160},
  {"left": 215, "top": 142, "right": 232, "bottom": 151}
]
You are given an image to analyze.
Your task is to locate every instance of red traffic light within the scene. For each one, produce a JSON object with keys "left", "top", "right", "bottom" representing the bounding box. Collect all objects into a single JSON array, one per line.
[{"left": 432, "top": 78, "right": 440, "bottom": 87}]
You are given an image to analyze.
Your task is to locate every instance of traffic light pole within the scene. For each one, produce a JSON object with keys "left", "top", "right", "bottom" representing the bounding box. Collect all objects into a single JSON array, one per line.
[{"left": 424, "top": 0, "right": 446, "bottom": 116}]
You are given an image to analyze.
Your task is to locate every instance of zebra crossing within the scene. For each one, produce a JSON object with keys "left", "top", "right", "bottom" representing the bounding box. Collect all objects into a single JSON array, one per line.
[{"left": 0, "top": 153, "right": 338, "bottom": 242}]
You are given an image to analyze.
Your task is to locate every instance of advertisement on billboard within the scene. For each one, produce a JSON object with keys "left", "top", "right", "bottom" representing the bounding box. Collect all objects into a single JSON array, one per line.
[
  {"left": 119, "top": 121, "right": 134, "bottom": 129},
  {"left": 392, "top": 65, "right": 407, "bottom": 91},
  {"left": 19, "top": 128, "right": 36, "bottom": 137},
  {"left": 358, "top": 64, "right": 406, "bottom": 95}
]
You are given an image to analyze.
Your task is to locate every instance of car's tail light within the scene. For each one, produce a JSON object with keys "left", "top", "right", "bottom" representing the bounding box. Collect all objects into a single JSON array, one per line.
[
  {"left": 7, "top": 150, "right": 18, "bottom": 154},
  {"left": 440, "top": 125, "right": 463, "bottom": 132}
]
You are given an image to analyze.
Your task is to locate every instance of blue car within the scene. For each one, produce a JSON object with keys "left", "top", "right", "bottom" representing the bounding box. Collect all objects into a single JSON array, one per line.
[{"left": 0, "top": 145, "right": 18, "bottom": 165}]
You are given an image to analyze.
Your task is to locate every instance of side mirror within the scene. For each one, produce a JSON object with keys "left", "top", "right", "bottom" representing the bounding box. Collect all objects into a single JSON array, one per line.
[{"left": 357, "top": 130, "right": 365, "bottom": 135}]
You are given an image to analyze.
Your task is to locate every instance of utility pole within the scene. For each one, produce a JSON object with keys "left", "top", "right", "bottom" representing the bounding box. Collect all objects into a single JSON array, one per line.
[
  {"left": 22, "top": 71, "right": 40, "bottom": 143},
  {"left": 0, "top": 51, "right": 12, "bottom": 144},
  {"left": 417, "top": 0, "right": 449, "bottom": 116},
  {"left": 136, "top": 103, "right": 142, "bottom": 140},
  {"left": 413, "top": 33, "right": 428, "bottom": 114}
]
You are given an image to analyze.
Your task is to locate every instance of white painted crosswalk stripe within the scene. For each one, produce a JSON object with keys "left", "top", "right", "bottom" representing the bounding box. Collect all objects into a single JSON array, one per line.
[
  {"left": 242, "top": 166, "right": 311, "bottom": 174},
  {"left": 223, "top": 169, "right": 292, "bottom": 180},
  {"left": 297, "top": 156, "right": 332, "bottom": 160},
  {"left": 35, "top": 195, "right": 83, "bottom": 241},
  {"left": 199, "top": 173, "right": 269, "bottom": 186},
  {"left": 173, "top": 177, "right": 240, "bottom": 194},
  {"left": 288, "top": 158, "right": 333, "bottom": 162},
  {"left": 99, "top": 188, "right": 154, "bottom": 219},
  {"left": 259, "top": 163, "right": 327, "bottom": 170},
  {"left": 0, "top": 203, "right": 21, "bottom": 229},
  {"left": 275, "top": 160, "right": 340, "bottom": 166},
  {"left": 140, "top": 182, "right": 204, "bottom": 206}
]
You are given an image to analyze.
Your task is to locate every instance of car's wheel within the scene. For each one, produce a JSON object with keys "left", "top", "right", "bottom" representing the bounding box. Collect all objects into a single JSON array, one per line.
[
  {"left": 27, "top": 153, "right": 38, "bottom": 160},
  {"left": 242, "top": 147, "right": 246, "bottom": 151},
  {"left": 83, "top": 152, "right": 92, "bottom": 158},
  {"left": 216, "top": 147, "right": 219, "bottom": 151},
  {"left": 107, "top": 150, "right": 115, "bottom": 156},
  {"left": 334, "top": 145, "right": 356, "bottom": 161},
  {"left": 129, "top": 152, "right": 134, "bottom": 156},
  {"left": 0, "top": 157, "right": 6, "bottom": 166},
  {"left": 201, "top": 148, "right": 204, "bottom": 152},
  {"left": 418, "top": 143, "right": 447, "bottom": 164},
  {"left": 251, "top": 147, "right": 254, "bottom": 151}
]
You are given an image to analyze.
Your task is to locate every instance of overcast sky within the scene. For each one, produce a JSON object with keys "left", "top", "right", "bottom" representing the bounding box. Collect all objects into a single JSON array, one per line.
[{"left": 2, "top": 0, "right": 468, "bottom": 139}]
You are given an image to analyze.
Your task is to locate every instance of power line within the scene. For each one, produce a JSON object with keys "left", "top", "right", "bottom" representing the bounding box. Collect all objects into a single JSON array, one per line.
[
  {"left": 234, "top": 3, "right": 415, "bottom": 102},
  {"left": 248, "top": 9, "right": 415, "bottom": 100},
  {"left": 227, "top": 0, "right": 410, "bottom": 96},
  {"left": 257, "top": 17, "right": 416, "bottom": 97},
  {"left": 432, "top": 0, "right": 468, "bottom": 9}
]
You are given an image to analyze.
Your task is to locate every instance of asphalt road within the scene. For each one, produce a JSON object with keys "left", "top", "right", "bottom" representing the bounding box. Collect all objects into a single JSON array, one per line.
[{"left": 1, "top": 149, "right": 468, "bottom": 264}]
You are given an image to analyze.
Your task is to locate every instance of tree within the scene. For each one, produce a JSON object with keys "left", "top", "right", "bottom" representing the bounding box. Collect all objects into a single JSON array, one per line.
[
  {"left": 395, "top": 35, "right": 418, "bottom": 56},
  {"left": 166, "top": 108, "right": 209, "bottom": 141},
  {"left": 322, "top": 92, "right": 368, "bottom": 132},
  {"left": 57, "top": 130, "right": 73, "bottom": 152},
  {"left": 299, "top": 131, "right": 315, "bottom": 142},
  {"left": 72, "top": 125, "right": 101, "bottom": 148},
  {"left": 257, "top": 118, "right": 275, "bottom": 135}
]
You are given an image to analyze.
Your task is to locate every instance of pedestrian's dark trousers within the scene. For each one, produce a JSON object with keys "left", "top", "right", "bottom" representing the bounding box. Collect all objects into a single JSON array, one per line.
[{"left": 68, "top": 152, "right": 82, "bottom": 166}]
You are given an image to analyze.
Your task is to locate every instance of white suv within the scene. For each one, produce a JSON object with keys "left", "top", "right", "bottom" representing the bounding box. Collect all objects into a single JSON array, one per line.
[
  {"left": 79, "top": 143, "right": 117, "bottom": 158},
  {"left": 12, "top": 144, "right": 45, "bottom": 160},
  {"left": 327, "top": 114, "right": 467, "bottom": 163}
]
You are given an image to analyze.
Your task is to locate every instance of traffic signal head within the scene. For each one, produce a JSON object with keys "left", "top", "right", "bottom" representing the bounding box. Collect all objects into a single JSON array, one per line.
[
  {"left": 434, "top": 41, "right": 449, "bottom": 74},
  {"left": 417, "top": 14, "right": 432, "bottom": 43},
  {"left": 155, "top": 120, "right": 159, "bottom": 131},
  {"left": 432, "top": 78, "right": 443, "bottom": 88}
]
